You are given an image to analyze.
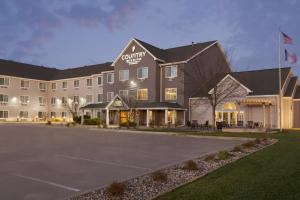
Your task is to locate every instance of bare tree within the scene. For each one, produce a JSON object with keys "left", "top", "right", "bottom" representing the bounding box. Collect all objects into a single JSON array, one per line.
[
  {"left": 64, "top": 96, "right": 81, "bottom": 119},
  {"left": 180, "top": 46, "right": 244, "bottom": 128}
]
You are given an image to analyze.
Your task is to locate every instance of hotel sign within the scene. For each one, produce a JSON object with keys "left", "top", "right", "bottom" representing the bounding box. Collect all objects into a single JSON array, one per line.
[{"left": 121, "top": 45, "right": 146, "bottom": 65}]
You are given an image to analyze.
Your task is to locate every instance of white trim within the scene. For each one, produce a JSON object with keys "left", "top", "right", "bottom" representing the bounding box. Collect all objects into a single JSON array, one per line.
[
  {"left": 165, "top": 88, "right": 177, "bottom": 101},
  {"left": 186, "top": 41, "right": 218, "bottom": 62},
  {"left": 293, "top": 99, "right": 300, "bottom": 101},
  {"left": 106, "top": 72, "right": 114, "bottom": 84},
  {"left": 106, "top": 92, "right": 114, "bottom": 102},
  {"left": 164, "top": 65, "right": 178, "bottom": 79},
  {"left": 119, "top": 69, "right": 129, "bottom": 82},
  {"left": 136, "top": 107, "right": 186, "bottom": 110},
  {"left": 246, "top": 95, "right": 279, "bottom": 98},
  {"left": 208, "top": 74, "right": 252, "bottom": 94},
  {"left": 105, "top": 94, "right": 129, "bottom": 109},
  {"left": 137, "top": 67, "right": 148, "bottom": 80},
  {"left": 111, "top": 39, "right": 165, "bottom": 66},
  {"left": 0, "top": 110, "right": 9, "bottom": 119},
  {"left": 20, "top": 79, "right": 30, "bottom": 90},
  {"left": 137, "top": 88, "right": 148, "bottom": 101},
  {"left": 97, "top": 75, "right": 103, "bottom": 86},
  {"left": 160, "top": 61, "right": 187, "bottom": 67}
]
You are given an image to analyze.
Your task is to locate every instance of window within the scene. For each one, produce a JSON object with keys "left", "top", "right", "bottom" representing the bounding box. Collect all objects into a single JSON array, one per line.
[
  {"left": 137, "top": 89, "right": 148, "bottom": 100},
  {"left": 62, "top": 81, "right": 68, "bottom": 89},
  {"left": 51, "top": 83, "right": 56, "bottom": 90},
  {"left": 62, "top": 112, "right": 67, "bottom": 118},
  {"left": 62, "top": 97, "right": 67, "bottom": 105},
  {"left": 74, "top": 80, "right": 80, "bottom": 88},
  {"left": 86, "top": 95, "right": 93, "bottom": 104},
  {"left": 50, "top": 112, "right": 56, "bottom": 118},
  {"left": 21, "top": 80, "right": 30, "bottom": 89},
  {"left": 119, "top": 90, "right": 128, "bottom": 98},
  {"left": 0, "top": 111, "right": 8, "bottom": 118},
  {"left": 137, "top": 67, "right": 148, "bottom": 79},
  {"left": 73, "top": 96, "right": 79, "bottom": 104},
  {"left": 119, "top": 70, "right": 129, "bottom": 81},
  {"left": 107, "top": 92, "right": 114, "bottom": 102},
  {"left": 107, "top": 73, "right": 114, "bottom": 84},
  {"left": 165, "top": 65, "right": 177, "bottom": 78},
  {"left": 20, "top": 96, "right": 29, "bottom": 105},
  {"left": 87, "top": 79, "right": 92, "bottom": 87},
  {"left": 20, "top": 111, "right": 28, "bottom": 118},
  {"left": 97, "top": 93, "right": 103, "bottom": 103},
  {"left": 39, "top": 82, "right": 46, "bottom": 90},
  {"left": 38, "top": 97, "right": 47, "bottom": 105},
  {"left": 51, "top": 97, "right": 56, "bottom": 105},
  {"left": 0, "top": 77, "right": 9, "bottom": 87},
  {"left": 97, "top": 76, "right": 103, "bottom": 85},
  {"left": 38, "top": 111, "right": 46, "bottom": 118},
  {"left": 165, "top": 88, "right": 177, "bottom": 101},
  {"left": 0, "top": 94, "right": 8, "bottom": 103}
]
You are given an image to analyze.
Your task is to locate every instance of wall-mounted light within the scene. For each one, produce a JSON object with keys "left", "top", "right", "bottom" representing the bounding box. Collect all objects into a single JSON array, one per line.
[{"left": 130, "top": 81, "right": 137, "bottom": 87}]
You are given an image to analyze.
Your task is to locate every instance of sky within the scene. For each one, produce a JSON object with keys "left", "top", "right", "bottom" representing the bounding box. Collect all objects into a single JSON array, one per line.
[{"left": 1, "top": 0, "right": 300, "bottom": 76}]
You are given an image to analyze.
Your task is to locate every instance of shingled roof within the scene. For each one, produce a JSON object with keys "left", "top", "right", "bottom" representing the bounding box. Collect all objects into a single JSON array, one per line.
[
  {"left": 284, "top": 76, "right": 298, "bottom": 97},
  {"left": 232, "top": 67, "right": 291, "bottom": 96},
  {"left": 294, "top": 86, "right": 300, "bottom": 99},
  {"left": 135, "top": 38, "right": 217, "bottom": 63},
  {"left": 192, "top": 67, "right": 291, "bottom": 97},
  {"left": 0, "top": 59, "right": 113, "bottom": 81}
]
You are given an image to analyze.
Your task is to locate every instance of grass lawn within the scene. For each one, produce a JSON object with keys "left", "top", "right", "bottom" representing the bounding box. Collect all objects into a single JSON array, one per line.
[{"left": 157, "top": 131, "right": 300, "bottom": 200}]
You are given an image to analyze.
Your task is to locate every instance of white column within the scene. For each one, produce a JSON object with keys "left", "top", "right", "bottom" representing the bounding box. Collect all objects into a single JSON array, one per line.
[
  {"left": 269, "top": 105, "right": 273, "bottom": 128},
  {"left": 106, "top": 109, "right": 109, "bottom": 126},
  {"left": 81, "top": 110, "right": 84, "bottom": 125},
  {"left": 146, "top": 109, "right": 150, "bottom": 127},
  {"left": 172, "top": 111, "right": 176, "bottom": 125},
  {"left": 165, "top": 109, "right": 168, "bottom": 126},
  {"left": 262, "top": 103, "right": 266, "bottom": 128},
  {"left": 183, "top": 111, "right": 186, "bottom": 126}
]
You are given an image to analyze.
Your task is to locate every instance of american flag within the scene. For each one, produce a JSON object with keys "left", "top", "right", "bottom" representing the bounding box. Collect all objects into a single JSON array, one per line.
[
  {"left": 282, "top": 32, "right": 293, "bottom": 44},
  {"left": 285, "top": 49, "right": 297, "bottom": 64}
]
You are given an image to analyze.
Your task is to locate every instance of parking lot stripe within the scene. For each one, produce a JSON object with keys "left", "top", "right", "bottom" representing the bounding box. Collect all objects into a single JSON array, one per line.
[
  {"left": 13, "top": 174, "right": 80, "bottom": 192},
  {"left": 56, "top": 154, "right": 152, "bottom": 171}
]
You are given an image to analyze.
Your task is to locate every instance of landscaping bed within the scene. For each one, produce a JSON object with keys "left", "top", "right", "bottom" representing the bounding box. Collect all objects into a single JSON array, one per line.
[{"left": 70, "top": 138, "right": 277, "bottom": 200}]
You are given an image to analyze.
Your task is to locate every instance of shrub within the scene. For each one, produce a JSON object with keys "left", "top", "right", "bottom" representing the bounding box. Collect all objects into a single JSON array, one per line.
[
  {"left": 254, "top": 138, "right": 261, "bottom": 144},
  {"left": 106, "top": 181, "right": 126, "bottom": 197},
  {"left": 65, "top": 122, "right": 76, "bottom": 127},
  {"left": 182, "top": 160, "right": 198, "bottom": 170},
  {"left": 46, "top": 120, "right": 52, "bottom": 126},
  {"left": 151, "top": 171, "right": 167, "bottom": 182},
  {"left": 128, "top": 121, "right": 137, "bottom": 128},
  {"left": 204, "top": 154, "right": 215, "bottom": 162},
  {"left": 149, "top": 120, "right": 155, "bottom": 128},
  {"left": 232, "top": 145, "right": 243, "bottom": 152},
  {"left": 73, "top": 115, "right": 91, "bottom": 124},
  {"left": 242, "top": 141, "right": 256, "bottom": 149},
  {"left": 186, "top": 121, "right": 191, "bottom": 127},
  {"left": 84, "top": 118, "right": 101, "bottom": 125},
  {"left": 218, "top": 150, "right": 230, "bottom": 160},
  {"left": 119, "top": 121, "right": 129, "bottom": 128}
]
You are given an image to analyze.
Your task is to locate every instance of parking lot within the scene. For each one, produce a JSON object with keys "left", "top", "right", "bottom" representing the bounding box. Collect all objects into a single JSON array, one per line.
[{"left": 0, "top": 124, "right": 246, "bottom": 200}]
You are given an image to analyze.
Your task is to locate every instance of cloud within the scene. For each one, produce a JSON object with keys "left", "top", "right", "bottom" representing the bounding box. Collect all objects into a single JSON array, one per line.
[{"left": 0, "top": 0, "right": 144, "bottom": 63}]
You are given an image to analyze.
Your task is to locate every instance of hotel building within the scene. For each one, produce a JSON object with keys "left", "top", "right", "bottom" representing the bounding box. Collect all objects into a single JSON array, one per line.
[{"left": 0, "top": 38, "right": 299, "bottom": 128}]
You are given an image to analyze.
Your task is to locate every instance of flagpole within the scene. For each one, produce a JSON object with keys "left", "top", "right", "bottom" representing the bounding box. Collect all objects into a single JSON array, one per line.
[{"left": 278, "top": 28, "right": 283, "bottom": 132}]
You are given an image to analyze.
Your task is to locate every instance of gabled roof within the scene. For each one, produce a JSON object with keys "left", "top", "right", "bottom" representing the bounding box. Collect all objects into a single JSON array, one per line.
[
  {"left": 192, "top": 67, "right": 291, "bottom": 97},
  {"left": 131, "top": 38, "right": 217, "bottom": 64},
  {"left": 284, "top": 76, "right": 298, "bottom": 97},
  {"left": 0, "top": 59, "right": 113, "bottom": 81},
  {"left": 231, "top": 67, "right": 291, "bottom": 96}
]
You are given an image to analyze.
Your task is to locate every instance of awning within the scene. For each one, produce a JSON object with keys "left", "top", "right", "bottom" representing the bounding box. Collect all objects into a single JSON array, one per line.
[{"left": 238, "top": 99, "right": 272, "bottom": 105}]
